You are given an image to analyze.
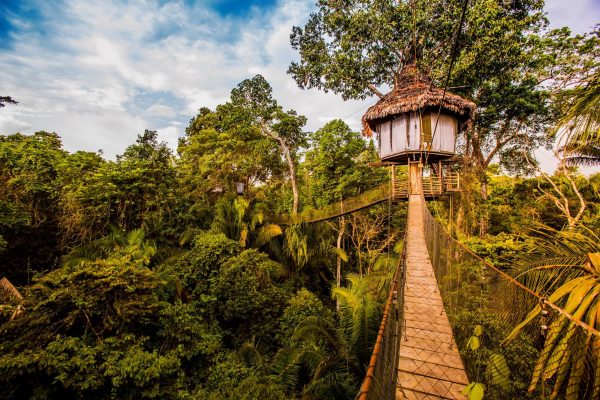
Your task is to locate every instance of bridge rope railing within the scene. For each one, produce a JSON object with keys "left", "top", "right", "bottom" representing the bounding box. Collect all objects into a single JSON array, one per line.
[
  {"left": 422, "top": 199, "right": 600, "bottom": 399},
  {"left": 275, "top": 183, "right": 397, "bottom": 225},
  {"left": 356, "top": 228, "right": 407, "bottom": 400}
]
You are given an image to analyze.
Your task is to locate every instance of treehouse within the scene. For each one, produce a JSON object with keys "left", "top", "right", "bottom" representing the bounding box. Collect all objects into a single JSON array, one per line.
[{"left": 362, "top": 64, "right": 475, "bottom": 164}]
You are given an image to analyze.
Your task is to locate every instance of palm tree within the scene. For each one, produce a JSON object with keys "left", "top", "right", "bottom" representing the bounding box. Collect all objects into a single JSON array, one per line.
[
  {"left": 505, "top": 226, "right": 600, "bottom": 399},
  {"left": 332, "top": 273, "right": 383, "bottom": 368},
  {"left": 212, "top": 195, "right": 283, "bottom": 248},
  {"left": 62, "top": 226, "right": 157, "bottom": 267},
  {"left": 239, "top": 316, "right": 359, "bottom": 399},
  {"left": 554, "top": 73, "right": 600, "bottom": 166}
]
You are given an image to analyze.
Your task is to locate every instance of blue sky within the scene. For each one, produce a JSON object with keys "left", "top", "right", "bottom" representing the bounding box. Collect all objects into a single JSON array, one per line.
[{"left": 0, "top": 0, "right": 599, "bottom": 173}]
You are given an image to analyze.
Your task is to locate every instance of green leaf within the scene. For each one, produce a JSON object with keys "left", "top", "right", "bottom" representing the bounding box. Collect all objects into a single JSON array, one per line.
[
  {"left": 469, "top": 383, "right": 485, "bottom": 400},
  {"left": 462, "top": 382, "right": 485, "bottom": 400},
  {"left": 467, "top": 336, "right": 480, "bottom": 351},
  {"left": 474, "top": 325, "right": 483, "bottom": 336},
  {"left": 487, "top": 354, "right": 510, "bottom": 392},
  {"left": 462, "top": 382, "right": 475, "bottom": 395}
]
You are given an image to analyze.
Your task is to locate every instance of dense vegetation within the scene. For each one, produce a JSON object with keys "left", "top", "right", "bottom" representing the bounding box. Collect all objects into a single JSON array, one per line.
[
  {"left": 1, "top": 1, "right": 599, "bottom": 399},
  {"left": 0, "top": 110, "right": 403, "bottom": 399}
]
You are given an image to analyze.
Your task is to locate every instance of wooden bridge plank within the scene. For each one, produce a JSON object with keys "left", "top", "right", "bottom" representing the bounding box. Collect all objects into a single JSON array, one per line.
[
  {"left": 397, "top": 194, "right": 468, "bottom": 399},
  {"left": 398, "top": 357, "right": 469, "bottom": 385}
]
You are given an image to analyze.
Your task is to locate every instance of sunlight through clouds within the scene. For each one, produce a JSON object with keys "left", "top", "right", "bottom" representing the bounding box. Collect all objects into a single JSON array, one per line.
[{"left": 0, "top": 0, "right": 596, "bottom": 167}]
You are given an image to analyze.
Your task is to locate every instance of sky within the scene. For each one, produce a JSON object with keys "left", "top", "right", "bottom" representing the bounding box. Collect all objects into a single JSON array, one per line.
[{"left": 0, "top": 0, "right": 599, "bottom": 173}]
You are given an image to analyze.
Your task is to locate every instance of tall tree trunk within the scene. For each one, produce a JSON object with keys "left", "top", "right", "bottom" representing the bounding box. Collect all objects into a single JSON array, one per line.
[
  {"left": 279, "top": 139, "right": 299, "bottom": 215},
  {"left": 456, "top": 204, "right": 464, "bottom": 234},
  {"left": 479, "top": 175, "right": 488, "bottom": 236},
  {"left": 336, "top": 216, "right": 346, "bottom": 310},
  {"left": 471, "top": 130, "right": 489, "bottom": 236},
  {"left": 260, "top": 123, "right": 300, "bottom": 215}
]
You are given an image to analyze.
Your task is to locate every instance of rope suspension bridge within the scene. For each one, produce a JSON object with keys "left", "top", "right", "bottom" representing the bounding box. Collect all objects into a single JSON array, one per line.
[
  {"left": 279, "top": 172, "right": 599, "bottom": 400},
  {"left": 275, "top": 171, "right": 460, "bottom": 225}
]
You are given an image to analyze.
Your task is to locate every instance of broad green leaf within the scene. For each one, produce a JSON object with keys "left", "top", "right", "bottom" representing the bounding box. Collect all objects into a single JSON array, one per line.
[
  {"left": 462, "top": 382, "right": 475, "bottom": 396},
  {"left": 474, "top": 325, "right": 483, "bottom": 336},
  {"left": 393, "top": 241, "right": 404, "bottom": 254},
  {"left": 487, "top": 354, "right": 510, "bottom": 392},
  {"left": 462, "top": 382, "right": 485, "bottom": 400},
  {"left": 565, "top": 340, "right": 586, "bottom": 400},
  {"left": 467, "top": 336, "right": 480, "bottom": 351},
  {"left": 543, "top": 326, "right": 575, "bottom": 380},
  {"left": 551, "top": 343, "right": 572, "bottom": 400}
]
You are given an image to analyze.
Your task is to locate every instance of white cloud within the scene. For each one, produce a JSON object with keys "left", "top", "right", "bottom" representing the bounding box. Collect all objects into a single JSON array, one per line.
[
  {"left": 0, "top": 111, "right": 32, "bottom": 133},
  {"left": 146, "top": 103, "right": 177, "bottom": 119},
  {"left": 157, "top": 123, "right": 184, "bottom": 151},
  {"left": 0, "top": 0, "right": 598, "bottom": 177},
  {"left": 0, "top": 0, "right": 375, "bottom": 158}
]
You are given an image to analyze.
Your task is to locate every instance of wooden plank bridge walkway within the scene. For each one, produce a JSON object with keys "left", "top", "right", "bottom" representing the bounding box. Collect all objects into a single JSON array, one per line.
[{"left": 396, "top": 194, "right": 468, "bottom": 399}]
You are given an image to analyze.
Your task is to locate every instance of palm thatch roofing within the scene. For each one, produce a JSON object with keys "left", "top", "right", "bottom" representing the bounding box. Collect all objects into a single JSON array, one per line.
[{"left": 362, "top": 64, "right": 476, "bottom": 137}]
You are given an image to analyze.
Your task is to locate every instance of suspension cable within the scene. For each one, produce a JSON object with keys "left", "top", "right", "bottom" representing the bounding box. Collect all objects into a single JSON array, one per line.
[{"left": 424, "top": 0, "right": 470, "bottom": 167}]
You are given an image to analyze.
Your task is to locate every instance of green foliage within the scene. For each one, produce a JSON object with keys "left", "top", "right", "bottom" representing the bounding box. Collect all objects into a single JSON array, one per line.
[
  {"left": 0, "top": 247, "right": 221, "bottom": 399},
  {"left": 198, "top": 373, "right": 291, "bottom": 400},
  {"left": 178, "top": 107, "right": 284, "bottom": 206},
  {"left": 332, "top": 273, "right": 382, "bottom": 368},
  {"left": 211, "top": 249, "right": 290, "bottom": 347},
  {"left": 487, "top": 354, "right": 510, "bottom": 392},
  {"left": 550, "top": 27, "right": 600, "bottom": 166},
  {"left": 172, "top": 232, "right": 238, "bottom": 286},
  {"left": 462, "top": 233, "right": 535, "bottom": 270},
  {"left": 303, "top": 119, "right": 385, "bottom": 208},
  {"left": 505, "top": 228, "right": 600, "bottom": 399},
  {"left": 0, "top": 96, "right": 18, "bottom": 108},
  {"left": 277, "top": 288, "right": 333, "bottom": 347},
  {"left": 60, "top": 130, "right": 176, "bottom": 243},
  {"left": 0, "top": 131, "right": 68, "bottom": 284},
  {"left": 462, "top": 382, "right": 485, "bottom": 400}
]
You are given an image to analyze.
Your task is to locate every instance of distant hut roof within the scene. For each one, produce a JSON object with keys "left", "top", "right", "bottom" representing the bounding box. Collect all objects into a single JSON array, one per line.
[{"left": 362, "top": 64, "right": 476, "bottom": 137}]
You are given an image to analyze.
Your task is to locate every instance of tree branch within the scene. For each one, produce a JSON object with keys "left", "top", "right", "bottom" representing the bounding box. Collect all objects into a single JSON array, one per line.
[
  {"left": 482, "top": 120, "right": 522, "bottom": 167},
  {"left": 524, "top": 151, "right": 586, "bottom": 228},
  {"left": 367, "top": 84, "right": 384, "bottom": 99}
]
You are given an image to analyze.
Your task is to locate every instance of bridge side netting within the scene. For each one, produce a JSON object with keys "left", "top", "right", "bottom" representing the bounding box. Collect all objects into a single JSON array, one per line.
[
  {"left": 422, "top": 201, "right": 600, "bottom": 400},
  {"left": 276, "top": 183, "right": 393, "bottom": 224},
  {"left": 356, "top": 232, "right": 407, "bottom": 400}
]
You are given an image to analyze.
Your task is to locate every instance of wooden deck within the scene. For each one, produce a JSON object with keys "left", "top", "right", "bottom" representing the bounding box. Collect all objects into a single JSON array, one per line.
[{"left": 396, "top": 194, "right": 468, "bottom": 399}]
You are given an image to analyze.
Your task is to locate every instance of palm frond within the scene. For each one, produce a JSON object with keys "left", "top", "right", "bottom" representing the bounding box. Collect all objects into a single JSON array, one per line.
[
  {"left": 506, "top": 223, "right": 600, "bottom": 398},
  {"left": 0, "top": 277, "right": 23, "bottom": 301},
  {"left": 255, "top": 224, "right": 283, "bottom": 248},
  {"left": 270, "top": 347, "right": 302, "bottom": 389}
]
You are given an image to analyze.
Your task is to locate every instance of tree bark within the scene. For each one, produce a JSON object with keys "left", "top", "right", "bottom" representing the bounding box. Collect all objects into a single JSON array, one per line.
[
  {"left": 456, "top": 203, "right": 464, "bottom": 234},
  {"left": 336, "top": 216, "right": 346, "bottom": 310},
  {"left": 470, "top": 122, "right": 522, "bottom": 237},
  {"left": 260, "top": 123, "right": 300, "bottom": 215},
  {"left": 279, "top": 139, "right": 299, "bottom": 215},
  {"left": 479, "top": 177, "right": 488, "bottom": 237},
  {"left": 367, "top": 83, "right": 384, "bottom": 99}
]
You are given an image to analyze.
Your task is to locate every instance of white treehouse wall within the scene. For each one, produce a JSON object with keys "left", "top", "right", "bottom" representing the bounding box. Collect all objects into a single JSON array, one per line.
[
  {"left": 379, "top": 121, "right": 392, "bottom": 158},
  {"left": 408, "top": 112, "right": 421, "bottom": 151},
  {"left": 432, "top": 113, "right": 457, "bottom": 153},
  {"left": 392, "top": 115, "right": 408, "bottom": 153}
]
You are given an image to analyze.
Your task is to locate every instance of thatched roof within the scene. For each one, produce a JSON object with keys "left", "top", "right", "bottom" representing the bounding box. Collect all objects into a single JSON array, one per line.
[{"left": 362, "top": 65, "right": 476, "bottom": 137}]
